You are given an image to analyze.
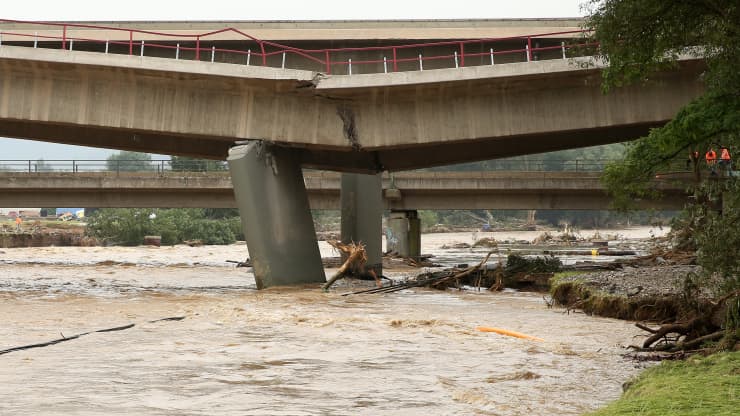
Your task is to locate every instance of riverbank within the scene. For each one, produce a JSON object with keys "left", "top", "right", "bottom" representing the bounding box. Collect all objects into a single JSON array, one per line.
[
  {"left": 548, "top": 252, "right": 740, "bottom": 415},
  {"left": 0, "top": 220, "right": 92, "bottom": 248},
  {"left": 550, "top": 264, "right": 700, "bottom": 322},
  {"left": 586, "top": 351, "right": 740, "bottom": 416}
]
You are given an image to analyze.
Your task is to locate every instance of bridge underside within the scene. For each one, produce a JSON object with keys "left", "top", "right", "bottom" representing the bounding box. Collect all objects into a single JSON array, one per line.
[{"left": 0, "top": 118, "right": 659, "bottom": 172}]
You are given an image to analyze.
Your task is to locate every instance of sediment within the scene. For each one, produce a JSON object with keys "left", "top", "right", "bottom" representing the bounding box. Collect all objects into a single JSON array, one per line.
[
  {"left": 0, "top": 231, "right": 97, "bottom": 248},
  {"left": 550, "top": 265, "right": 704, "bottom": 322}
]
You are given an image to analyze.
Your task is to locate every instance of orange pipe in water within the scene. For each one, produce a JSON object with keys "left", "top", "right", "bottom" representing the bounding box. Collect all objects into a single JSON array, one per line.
[{"left": 476, "top": 326, "right": 544, "bottom": 342}]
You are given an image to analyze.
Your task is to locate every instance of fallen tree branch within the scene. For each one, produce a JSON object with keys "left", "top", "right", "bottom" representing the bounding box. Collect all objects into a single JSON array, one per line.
[
  {"left": 342, "top": 251, "right": 495, "bottom": 296},
  {"left": 430, "top": 251, "right": 494, "bottom": 289},
  {"left": 635, "top": 322, "right": 659, "bottom": 334},
  {"left": 642, "top": 320, "right": 698, "bottom": 349},
  {"left": 0, "top": 316, "right": 185, "bottom": 356},
  {"left": 639, "top": 290, "right": 740, "bottom": 350},
  {"left": 669, "top": 330, "right": 726, "bottom": 352},
  {"left": 323, "top": 240, "right": 378, "bottom": 290}
]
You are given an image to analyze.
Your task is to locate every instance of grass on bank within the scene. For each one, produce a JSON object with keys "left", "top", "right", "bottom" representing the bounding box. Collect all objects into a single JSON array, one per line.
[
  {"left": 585, "top": 351, "right": 740, "bottom": 416},
  {"left": 550, "top": 270, "right": 590, "bottom": 286}
]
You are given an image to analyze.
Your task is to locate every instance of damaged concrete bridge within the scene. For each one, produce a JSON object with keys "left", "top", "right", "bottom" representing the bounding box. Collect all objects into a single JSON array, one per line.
[{"left": 0, "top": 19, "right": 704, "bottom": 287}]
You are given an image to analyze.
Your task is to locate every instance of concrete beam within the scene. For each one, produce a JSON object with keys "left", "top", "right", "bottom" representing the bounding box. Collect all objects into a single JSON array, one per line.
[
  {"left": 0, "top": 171, "right": 690, "bottom": 210},
  {"left": 0, "top": 46, "right": 705, "bottom": 172}
]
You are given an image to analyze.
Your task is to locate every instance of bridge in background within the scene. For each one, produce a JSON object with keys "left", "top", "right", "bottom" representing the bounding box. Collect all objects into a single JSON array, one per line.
[
  {"left": 0, "top": 169, "right": 688, "bottom": 211},
  {"left": 0, "top": 19, "right": 704, "bottom": 287}
]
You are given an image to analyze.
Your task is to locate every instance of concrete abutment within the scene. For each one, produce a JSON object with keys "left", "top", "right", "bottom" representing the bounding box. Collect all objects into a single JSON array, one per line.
[{"left": 227, "top": 142, "right": 325, "bottom": 289}]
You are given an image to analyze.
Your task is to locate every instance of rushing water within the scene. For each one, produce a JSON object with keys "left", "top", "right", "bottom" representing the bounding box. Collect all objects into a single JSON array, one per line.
[{"left": 0, "top": 228, "right": 663, "bottom": 415}]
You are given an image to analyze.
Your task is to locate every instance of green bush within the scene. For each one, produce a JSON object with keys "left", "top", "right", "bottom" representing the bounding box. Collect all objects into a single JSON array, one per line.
[
  {"left": 505, "top": 254, "right": 562, "bottom": 274},
  {"left": 86, "top": 208, "right": 238, "bottom": 246},
  {"left": 418, "top": 210, "right": 438, "bottom": 231}
]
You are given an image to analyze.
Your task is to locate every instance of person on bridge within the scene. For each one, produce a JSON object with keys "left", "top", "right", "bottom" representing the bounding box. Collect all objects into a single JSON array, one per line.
[
  {"left": 719, "top": 146, "right": 732, "bottom": 174},
  {"left": 705, "top": 148, "right": 717, "bottom": 176}
]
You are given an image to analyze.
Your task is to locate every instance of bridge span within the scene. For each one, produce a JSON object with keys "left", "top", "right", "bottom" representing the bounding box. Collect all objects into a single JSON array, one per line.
[
  {"left": 0, "top": 19, "right": 704, "bottom": 287},
  {"left": 0, "top": 171, "right": 687, "bottom": 211},
  {"left": 0, "top": 19, "right": 704, "bottom": 171}
]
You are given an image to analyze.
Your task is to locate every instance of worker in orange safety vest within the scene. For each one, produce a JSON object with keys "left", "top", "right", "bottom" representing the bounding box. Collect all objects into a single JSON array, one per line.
[
  {"left": 719, "top": 146, "right": 732, "bottom": 174},
  {"left": 706, "top": 148, "right": 717, "bottom": 175}
]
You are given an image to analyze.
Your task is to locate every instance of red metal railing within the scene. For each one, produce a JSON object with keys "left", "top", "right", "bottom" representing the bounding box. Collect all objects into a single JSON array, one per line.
[{"left": 0, "top": 19, "right": 595, "bottom": 74}]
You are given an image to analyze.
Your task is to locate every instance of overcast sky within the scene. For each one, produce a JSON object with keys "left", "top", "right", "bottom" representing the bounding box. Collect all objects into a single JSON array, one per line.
[
  {"left": 1, "top": 0, "right": 587, "bottom": 161},
  {"left": 4, "top": 1, "right": 586, "bottom": 21}
]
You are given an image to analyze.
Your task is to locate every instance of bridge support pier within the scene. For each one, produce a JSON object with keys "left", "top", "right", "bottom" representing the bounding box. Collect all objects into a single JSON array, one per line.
[
  {"left": 227, "top": 142, "right": 326, "bottom": 289},
  {"left": 340, "top": 173, "right": 383, "bottom": 275},
  {"left": 387, "top": 210, "right": 421, "bottom": 260}
]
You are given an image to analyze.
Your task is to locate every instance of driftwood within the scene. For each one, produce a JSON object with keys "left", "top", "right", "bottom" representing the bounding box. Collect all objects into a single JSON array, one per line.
[
  {"left": 0, "top": 316, "right": 184, "bottom": 356},
  {"left": 322, "top": 240, "right": 379, "bottom": 290},
  {"left": 636, "top": 289, "right": 740, "bottom": 352},
  {"left": 430, "top": 251, "right": 494, "bottom": 289},
  {"left": 341, "top": 251, "right": 495, "bottom": 296}
]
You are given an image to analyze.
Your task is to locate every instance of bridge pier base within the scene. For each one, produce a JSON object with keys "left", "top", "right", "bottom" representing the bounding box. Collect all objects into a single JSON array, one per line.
[
  {"left": 227, "top": 142, "right": 326, "bottom": 289},
  {"left": 340, "top": 173, "right": 383, "bottom": 275},
  {"left": 387, "top": 210, "right": 421, "bottom": 260}
]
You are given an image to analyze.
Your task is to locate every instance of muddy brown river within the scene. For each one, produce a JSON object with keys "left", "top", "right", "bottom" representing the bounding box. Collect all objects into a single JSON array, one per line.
[{"left": 0, "top": 229, "right": 664, "bottom": 415}]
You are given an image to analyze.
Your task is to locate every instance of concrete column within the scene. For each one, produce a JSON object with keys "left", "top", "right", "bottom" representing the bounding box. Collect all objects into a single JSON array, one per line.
[
  {"left": 340, "top": 173, "right": 383, "bottom": 274},
  {"left": 386, "top": 210, "right": 421, "bottom": 259},
  {"left": 227, "top": 142, "right": 325, "bottom": 289}
]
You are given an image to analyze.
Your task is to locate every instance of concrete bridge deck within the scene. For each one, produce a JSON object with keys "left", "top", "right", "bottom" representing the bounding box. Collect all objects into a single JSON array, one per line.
[
  {"left": 0, "top": 20, "right": 705, "bottom": 172},
  {"left": 0, "top": 171, "right": 688, "bottom": 210}
]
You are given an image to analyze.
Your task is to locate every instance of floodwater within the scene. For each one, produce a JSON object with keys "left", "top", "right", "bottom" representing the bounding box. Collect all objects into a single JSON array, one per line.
[{"left": 0, "top": 228, "right": 663, "bottom": 415}]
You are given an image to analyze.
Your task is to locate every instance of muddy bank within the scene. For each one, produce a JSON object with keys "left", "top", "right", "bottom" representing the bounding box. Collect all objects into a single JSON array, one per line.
[
  {"left": 550, "top": 264, "right": 703, "bottom": 322},
  {"left": 0, "top": 231, "right": 97, "bottom": 248}
]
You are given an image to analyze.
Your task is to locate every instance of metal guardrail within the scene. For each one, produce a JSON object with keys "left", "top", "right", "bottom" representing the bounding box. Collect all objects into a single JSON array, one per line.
[
  {"left": 0, "top": 159, "right": 226, "bottom": 173},
  {"left": 0, "top": 159, "right": 625, "bottom": 173},
  {"left": 0, "top": 19, "right": 596, "bottom": 74}
]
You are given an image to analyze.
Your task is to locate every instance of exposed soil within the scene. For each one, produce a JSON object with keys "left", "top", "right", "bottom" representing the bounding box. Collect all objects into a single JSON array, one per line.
[
  {"left": 550, "top": 265, "right": 701, "bottom": 322},
  {"left": 0, "top": 221, "right": 95, "bottom": 248}
]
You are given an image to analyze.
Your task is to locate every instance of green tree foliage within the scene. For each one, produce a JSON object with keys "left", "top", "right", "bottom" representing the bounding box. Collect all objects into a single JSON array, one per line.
[
  {"left": 418, "top": 210, "right": 439, "bottom": 231},
  {"left": 86, "top": 208, "right": 237, "bottom": 246},
  {"left": 106, "top": 151, "right": 154, "bottom": 172},
  {"left": 588, "top": 1, "right": 740, "bottom": 294},
  {"left": 428, "top": 143, "right": 627, "bottom": 172},
  {"left": 586, "top": 0, "right": 739, "bottom": 93},
  {"left": 169, "top": 156, "right": 227, "bottom": 172},
  {"left": 202, "top": 208, "right": 241, "bottom": 220},
  {"left": 420, "top": 143, "right": 633, "bottom": 229},
  {"left": 671, "top": 180, "right": 740, "bottom": 294}
]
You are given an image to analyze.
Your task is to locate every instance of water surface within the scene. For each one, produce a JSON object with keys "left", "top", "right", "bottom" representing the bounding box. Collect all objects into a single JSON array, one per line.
[{"left": 0, "top": 228, "right": 661, "bottom": 415}]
